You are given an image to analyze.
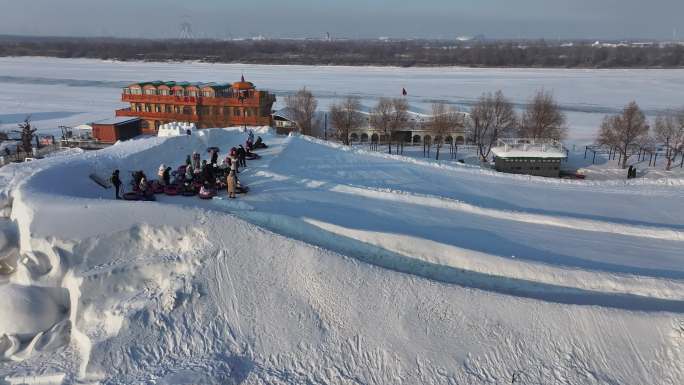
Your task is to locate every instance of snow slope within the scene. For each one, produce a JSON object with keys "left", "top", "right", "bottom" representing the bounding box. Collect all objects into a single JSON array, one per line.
[{"left": 1, "top": 128, "right": 683, "bottom": 384}]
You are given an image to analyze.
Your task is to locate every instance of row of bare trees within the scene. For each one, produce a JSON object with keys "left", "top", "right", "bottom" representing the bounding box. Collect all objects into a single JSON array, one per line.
[
  {"left": 285, "top": 87, "right": 570, "bottom": 161},
  {"left": 469, "top": 90, "right": 566, "bottom": 161},
  {"left": 598, "top": 102, "right": 684, "bottom": 169}
]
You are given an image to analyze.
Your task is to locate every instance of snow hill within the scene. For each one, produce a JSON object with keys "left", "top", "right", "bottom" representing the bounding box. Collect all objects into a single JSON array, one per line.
[{"left": 1, "top": 127, "right": 683, "bottom": 384}]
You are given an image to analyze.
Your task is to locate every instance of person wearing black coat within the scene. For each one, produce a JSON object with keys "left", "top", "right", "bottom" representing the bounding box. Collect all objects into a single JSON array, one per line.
[
  {"left": 110, "top": 169, "right": 122, "bottom": 199},
  {"left": 163, "top": 167, "right": 172, "bottom": 186},
  {"left": 237, "top": 145, "right": 246, "bottom": 167},
  {"left": 211, "top": 150, "right": 218, "bottom": 166}
]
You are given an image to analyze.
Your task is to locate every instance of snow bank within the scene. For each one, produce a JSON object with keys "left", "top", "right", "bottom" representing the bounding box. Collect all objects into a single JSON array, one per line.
[{"left": 0, "top": 284, "right": 67, "bottom": 337}]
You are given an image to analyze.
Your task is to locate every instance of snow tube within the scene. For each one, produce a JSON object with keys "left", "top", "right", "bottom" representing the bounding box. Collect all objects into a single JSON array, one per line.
[
  {"left": 152, "top": 182, "right": 164, "bottom": 194},
  {"left": 164, "top": 185, "right": 179, "bottom": 196},
  {"left": 198, "top": 189, "right": 215, "bottom": 200},
  {"left": 237, "top": 186, "right": 249, "bottom": 194},
  {"left": 123, "top": 192, "right": 140, "bottom": 201},
  {"left": 141, "top": 193, "right": 156, "bottom": 201},
  {"left": 245, "top": 153, "right": 260, "bottom": 160},
  {"left": 181, "top": 189, "right": 197, "bottom": 197}
]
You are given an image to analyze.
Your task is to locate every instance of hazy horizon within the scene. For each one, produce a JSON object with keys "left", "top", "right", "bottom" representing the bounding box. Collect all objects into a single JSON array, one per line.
[{"left": 0, "top": 0, "right": 682, "bottom": 41}]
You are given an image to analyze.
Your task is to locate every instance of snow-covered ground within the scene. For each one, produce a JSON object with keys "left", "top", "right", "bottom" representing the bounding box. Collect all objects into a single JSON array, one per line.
[
  {"left": 1, "top": 57, "right": 684, "bottom": 144},
  {"left": 1, "top": 127, "right": 683, "bottom": 384}
]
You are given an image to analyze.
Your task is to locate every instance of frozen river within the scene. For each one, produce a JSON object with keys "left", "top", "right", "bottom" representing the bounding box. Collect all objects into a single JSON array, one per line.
[{"left": 1, "top": 57, "right": 683, "bottom": 144}]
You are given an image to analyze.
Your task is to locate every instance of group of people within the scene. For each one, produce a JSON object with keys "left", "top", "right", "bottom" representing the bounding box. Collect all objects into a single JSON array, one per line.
[{"left": 110, "top": 130, "right": 266, "bottom": 200}]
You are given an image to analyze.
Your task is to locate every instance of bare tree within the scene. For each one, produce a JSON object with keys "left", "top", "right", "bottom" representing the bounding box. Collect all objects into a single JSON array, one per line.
[
  {"left": 370, "top": 98, "right": 393, "bottom": 152},
  {"left": 17, "top": 116, "right": 37, "bottom": 154},
  {"left": 370, "top": 98, "right": 409, "bottom": 153},
  {"left": 426, "top": 103, "right": 463, "bottom": 160},
  {"left": 597, "top": 101, "right": 650, "bottom": 169},
  {"left": 285, "top": 87, "right": 318, "bottom": 136},
  {"left": 519, "top": 89, "right": 567, "bottom": 140},
  {"left": 468, "top": 90, "right": 517, "bottom": 161},
  {"left": 654, "top": 107, "right": 684, "bottom": 170},
  {"left": 330, "top": 97, "right": 364, "bottom": 145}
]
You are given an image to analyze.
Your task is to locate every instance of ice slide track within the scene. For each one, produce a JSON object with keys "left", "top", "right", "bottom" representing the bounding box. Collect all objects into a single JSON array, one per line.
[{"left": 236, "top": 210, "right": 684, "bottom": 313}]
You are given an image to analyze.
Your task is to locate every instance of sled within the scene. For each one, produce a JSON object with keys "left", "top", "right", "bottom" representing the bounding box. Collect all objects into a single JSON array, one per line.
[
  {"left": 89, "top": 173, "right": 111, "bottom": 189},
  {"left": 123, "top": 192, "right": 140, "bottom": 201},
  {"left": 152, "top": 181, "right": 165, "bottom": 194},
  {"left": 164, "top": 185, "right": 179, "bottom": 196},
  {"left": 245, "top": 153, "right": 260, "bottom": 160},
  {"left": 181, "top": 189, "right": 197, "bottom": 197},
  {"left": 237, "top": 185, "right": 249, "bottom": 194},
  {"left": 198, "top": 188, "right": 215, "bottom": 199}
]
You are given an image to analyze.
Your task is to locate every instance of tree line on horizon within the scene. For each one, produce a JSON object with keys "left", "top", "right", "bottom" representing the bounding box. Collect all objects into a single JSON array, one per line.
[{"left": 1, "top": 36, "right": 683, "bottom": 68}]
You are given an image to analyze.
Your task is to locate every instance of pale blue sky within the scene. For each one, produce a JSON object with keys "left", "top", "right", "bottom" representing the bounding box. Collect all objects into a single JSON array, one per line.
[{"left": 0, "top": 0, "right": 682, "bottom": 40}]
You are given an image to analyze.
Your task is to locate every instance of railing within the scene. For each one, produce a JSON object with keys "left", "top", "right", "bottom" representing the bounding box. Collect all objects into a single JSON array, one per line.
[
  {"left": 0, "top": 144, "right": 64, "bottom": 167},
  {"left": 122, "top": 93, "right": 263, "bottom": 107},
  {"left": 495, "top": 138, "right": 565, "bottom": 155},
  {"left": 115, "top": 108, "right": 200, "bottom": 122}
]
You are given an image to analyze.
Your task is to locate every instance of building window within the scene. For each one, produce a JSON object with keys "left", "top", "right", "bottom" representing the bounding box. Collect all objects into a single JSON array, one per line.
[
  {"left": 234, "top": 109, "right": 241, "bottom": 116},
  {"left": 188, "top": 91, "right": 198, "bottom": 97},
  {"left": 144, "top": 88, "right": 156, "bottom": 95},
  {"left": 159, "top": 89, "right": 169, "bottom": 96},
  {"left": 202, "top": 91, "right": 213, "bottom": 97}
]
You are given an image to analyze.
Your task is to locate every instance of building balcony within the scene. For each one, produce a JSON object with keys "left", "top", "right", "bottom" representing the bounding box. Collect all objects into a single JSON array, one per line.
[
  {"left": 122, "top": 93, "right": 263, "bottom": 107},
  {"left": 115, "top": 108, "right": 200, "bottom": 122}
]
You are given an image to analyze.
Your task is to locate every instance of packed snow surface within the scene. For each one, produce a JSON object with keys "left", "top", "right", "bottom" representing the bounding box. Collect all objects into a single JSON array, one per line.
[
  {"left": 1, "top": 57, "right": 684, "bottom": 144},
  {"left": 1, "top": 127, "right": 683, "bottom": 384}
]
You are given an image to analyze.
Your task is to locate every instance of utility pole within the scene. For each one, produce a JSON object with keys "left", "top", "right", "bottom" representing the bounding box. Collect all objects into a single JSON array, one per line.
[{"left": 324, "top": 113, "right": 328, "bottom": 140}]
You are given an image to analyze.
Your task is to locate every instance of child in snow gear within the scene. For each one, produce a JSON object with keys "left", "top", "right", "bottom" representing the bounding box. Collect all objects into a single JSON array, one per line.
[
  {"left": 248, "top": 130, "right": 255, "bottom": 143},
  {"left": 110, "top": 169, "right": 122, "bottom": 199},
  {"left": 185, "top": 155, "right": 191, "bottom": 166},
  {"left": 226, "top": 170, "right": 237, "bottom": 198}
]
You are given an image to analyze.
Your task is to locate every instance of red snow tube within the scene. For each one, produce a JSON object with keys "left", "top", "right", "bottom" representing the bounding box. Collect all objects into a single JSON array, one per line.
[
  {"left": 164, "top": 185, "right": 179, "bottom": 196},
  {"left": 141, "top": 193, "right": 156, "bottom": 201},
  {"left": 123, "top": 192, "right": 140, "bottom": 201},
  {"left": 198, "top": 190, "right": 214, "bottom": 199},
  {"left": 152, "top": 182, "right": 164, "bottom": 194}
]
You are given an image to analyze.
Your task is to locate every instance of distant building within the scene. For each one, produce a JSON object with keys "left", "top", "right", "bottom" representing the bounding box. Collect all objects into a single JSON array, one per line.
[
  {"left": 272, "top": 108, "right": 326, "bottom": 136},
  {"left": 349, "top": 110, "right": 468, "bottom": 145},
  {"left": 491, "top": 138, "right": 567, "bottom": 178},
  {"left": 115, "top": 77, "right": 276, "bottom": 134},
  {"left": 91, "top": 117, "right": 142, "bottom": 144}
]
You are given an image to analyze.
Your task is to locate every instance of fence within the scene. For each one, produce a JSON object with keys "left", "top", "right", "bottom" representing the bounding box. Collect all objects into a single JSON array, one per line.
[{"left": 0, "top": 143, "right": 63, "bottom": 167}]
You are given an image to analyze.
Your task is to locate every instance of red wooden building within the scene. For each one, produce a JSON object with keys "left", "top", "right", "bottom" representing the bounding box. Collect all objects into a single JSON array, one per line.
[
  {"left": 91, "top": 117, "right": 142, "bottom": 143},
  {"left": 115, "top": 77, "right": 276, "bottom": 134}
]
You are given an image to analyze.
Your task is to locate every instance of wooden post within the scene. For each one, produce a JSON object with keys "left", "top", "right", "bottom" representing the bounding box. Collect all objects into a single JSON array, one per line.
[{"left": 592, "top": 150, "right": 596, "bottom": 164}]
